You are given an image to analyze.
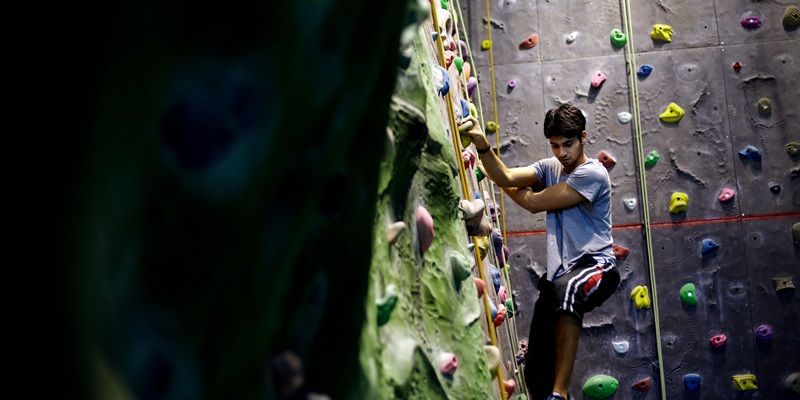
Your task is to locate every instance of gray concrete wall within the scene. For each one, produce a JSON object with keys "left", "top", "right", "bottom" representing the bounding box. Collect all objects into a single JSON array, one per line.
[{"left": 461, "top": 0, "right": 799, "bottom": 398}]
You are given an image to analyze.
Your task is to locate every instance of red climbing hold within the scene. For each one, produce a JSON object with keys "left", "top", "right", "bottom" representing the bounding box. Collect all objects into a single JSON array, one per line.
[
  {"left": 612, "top": 243, "right": 630, "bottom": 261},
  {"left": 732, "top": 62, "right": 743, "bottom": 72},
  {"left": 519, "top": 33, "right": 539, "bottom": 49},
  {"left": 597, "top": 150, "right": 616, "bottom": 168}
]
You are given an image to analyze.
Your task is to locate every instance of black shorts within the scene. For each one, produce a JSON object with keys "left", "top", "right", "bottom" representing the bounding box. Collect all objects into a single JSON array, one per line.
[{"left": 553, "top": 255, "right": 620, "bottom": 320}]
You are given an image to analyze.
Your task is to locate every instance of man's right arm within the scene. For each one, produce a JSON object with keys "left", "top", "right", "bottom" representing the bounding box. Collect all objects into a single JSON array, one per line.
[{"left": 458, "top": 117, "right": 539, "bottom": 188}]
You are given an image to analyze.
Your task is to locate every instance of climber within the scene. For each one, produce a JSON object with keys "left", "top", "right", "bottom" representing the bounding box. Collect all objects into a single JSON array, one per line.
[{"left": 458, "top": 103, "right": 619, "bottom": 400}]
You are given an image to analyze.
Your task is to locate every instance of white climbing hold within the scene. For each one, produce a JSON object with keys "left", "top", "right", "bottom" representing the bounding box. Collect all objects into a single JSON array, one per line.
[
  {"left": 617, "top": 112, "right": 632, "bottom": 124},
  {"left": 623, "top": 198, "right": 637, "bottom": 211},
  {"left": 566, "top": 31, "right": 579, "bottom": 44},
  {"left": 612, "top": 340, "right": 630, "bottom": 354}
]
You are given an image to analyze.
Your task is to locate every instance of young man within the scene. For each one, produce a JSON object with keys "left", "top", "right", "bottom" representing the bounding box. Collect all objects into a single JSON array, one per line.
[{"left": 458, "top": 103, "right": 619, "bottom": 400}]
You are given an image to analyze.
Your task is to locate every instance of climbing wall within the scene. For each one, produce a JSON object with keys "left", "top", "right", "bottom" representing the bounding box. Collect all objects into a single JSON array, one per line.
[{"left": 461, "top": 0, "right": 800, "bottom": 398}]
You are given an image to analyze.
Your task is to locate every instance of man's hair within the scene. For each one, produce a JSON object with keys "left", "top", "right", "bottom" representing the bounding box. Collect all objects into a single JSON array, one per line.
[{"left": 543, "top": 103, "right": 586, "bottom": 139}]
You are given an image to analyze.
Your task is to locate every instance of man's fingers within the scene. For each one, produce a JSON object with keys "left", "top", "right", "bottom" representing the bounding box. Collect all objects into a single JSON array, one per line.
[{"left": 458, "top": 120, "right": 474, "bottom": 133}]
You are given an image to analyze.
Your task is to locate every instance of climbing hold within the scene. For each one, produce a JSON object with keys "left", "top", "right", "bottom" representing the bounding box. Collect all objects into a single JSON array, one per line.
[
  {"left": 609, "top": 28, "right": 627, "bottom": 47},
  {"left": 591, "top": 70, "right": 607, "bottom": 88},
  {"left": 785, "top": 372, "right": 800, "bottom": 394},
  {"left": 645, "top": 150, "right": 660, "bottom": 168},
  {"left": 463, "top": 62, "right": 471, "bottom": 80},
  {"left": 504, "top": 379, "right": 516, "bottom": 396},
  {"left": 774, "top": 277, "right": 795, "bottom": 293},
  {"left": 669, "top": 192, "right": 689, "bottom": 214},
  {"left": 679, "top": 283, "right": 698, "bottom": 306},
  {"left": 582, "top": 374, "right": 619, "bottom": 400},
  {"left": 516, "top": 341, "right": 528, "bottom": 365},
  {"left": 684, "top": 373, "right": 701, "bottom": 391},
  {"left": 755, "top": 324, "right": 773, "bottom": 344},
  {"left": 709, "top": 334, "right": 727, "bottom": 349},
  {"left": 650, "top": 24, "right": 674, "bottom": 42},
  {"left": 468, "top": 236, "right": 490, "bottom": 260},
  {"left": 432, "top": 65, "right": 450, "bottom": 97},
  {"left": 659, "top": 102, "right": 685, "bottom": 123},
  {"left": 507, "top": 79, "right": 517, "bottom": 89},
  {"left": 484, "top": 345, "right": 500, "bottom": 376},
  {"left": 458, "top": 40, "right": 468, "bottom": 56},
  {"left": 566, "top": 31, "right": 578, "bottom": 44},
  {"left": 794, "top": 222, "right": 800, "bottom": 243},
  {"left": 786, "top": 142, "right": 800, "bottom": 157},
  {"left": 732, "top": 374, "right": 758, "bottom": 391},
  {"left": 612, "top": 340, "right": 630, "bottom": 354},
  {"left": 438, "top": 352, "right": 458, "bottom": 376},
  {"left": 597, "top": 150, "right": 616, "bottom": 168},
  {"left": 785, "top": 6, "right": 800, "bottom": 31},
  {"left": 617, "top": 112, "right": 632, "bottom": 124},
  {"left": 485, "top": 120, "right": 498, "bottom": 133},
  {"left": 505, "top": 298, "right": 514, "bottom": 313},
  {"left": 732, "top": 62, "right": 743, "bottom": 72},
  {"left": 469, "top": 102, "right": 478, "bottom": 118},
  {"left": 630, "top": 286, "right": 651, "bottom": 309},
  {"left": 481, "top": 39, "right": 491, "bottom": 50},
  {"left": 474, "top": 277, "right": 486, "bottom": 298},
  {"left": 740, "top": 15, "right": 762, "bottom": 30},
  {"left": 490, "top": 265, "right": 502, "bottom": 293},
  {"left": 440, "top": 0, "right": 448, "bottom": 10},
  {"left": 459, "top": 98, "right": 470, "bottom": 119},
  {"left": 454, "top": 56, "right": 464, "bottom": 73},
  {"left": 623, "top": 198, "right": 637, "bottom": 211},
  {"left": 450, "top": 253, "right": 472, "bottom": 288},
  {"left": 432, "top": 31, "right": 439, "bottom": 42},
  {"left": 701, "top": 238, "right": 719, "bottom": 257},
  {"left": 467, "top": 77, "right": 477, "bottom": 98},
  {"left": 462, "top": 149, "right": 476, "bottom": 169},
  {"left": 632, "top": 377, "right": 652, "bottom": 392},
  {"left": 498, "top": 285, "right": 507, "bottom": 303},
  {"left": 459, "top": 198, "right": 485, "bottom": 220},
  {"left": 493, "top": 303, "right": 507, "bottom": 327},
  {"left": 637, "top": 64, "right": 653, "bottom": 78},
  {"left": 491, "top": 229, "right": 505, "bottom": 267},
  {"left": 416, "top": 206, "right": 434, "bottom": 254},
  {"left": 718, "top": 187, "right": 735, "bottom": 203},
  {"left": 377, "top": 284, "right": 398, "bottom": 326},
  {"left": 444, "top": 51, "right": 455, "bottom": 69},
  {"left": 489, "top": 301, "right": 497, "bottom": 320},
  {"left": 757, "top": 97, "right": 772, "bottom": 116},
  {"left": 466, "top": 216, "right": 492, "bottom": 237},
  {"left": 612, "top": 243, "right": 630, "bottom": 261},
  {"left": 738, "top": 145, "right": 762, "bottom": 162},
  {"left": 519, "top": 33, "right": 539, "bottom": 49},
  {"left": 769, "top": 182, "right": 781, "bottom": 194},
  {"left": 387, "top": 221, "right": 407, "bottom": 245}
]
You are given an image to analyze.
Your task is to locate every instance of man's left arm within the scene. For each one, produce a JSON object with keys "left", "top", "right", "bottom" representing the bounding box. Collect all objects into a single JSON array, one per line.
[{"left": 503, "top": 182, "right": 586, "bottom": 214}]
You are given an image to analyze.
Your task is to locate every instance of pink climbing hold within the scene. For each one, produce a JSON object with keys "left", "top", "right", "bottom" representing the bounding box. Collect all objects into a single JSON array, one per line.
[
  {"left": 519, "top": 33, "right": 539, "bottom": 49},
  {"left": 444, "top": 51, "right": 455, "bottom": 69},
  {"left": 718, "top": 187, "right": 735, "bottom": 203},
  {"left": 498, "top": 285, "right": 507, "bottom": 303},
  {"left": 741, "top": 15, "right": 762, "bottom": 29},
  {"left": 438, "top": 352, "right": 458, "bottom": 376},
  {"left": 591, "top": 70, "right": 607, "bottom": 88},
  {"left": 710, "top": 334, "right": 728, "bottom": 349},
  {"left": 507, "top": 79, "right": 517, "bottom": 89},
  {"left": 504, "top": 379, "right": 516, "bottom": 396},
  {"left": 462, "top": 149, "right": 476, "bottom": 169},
  {"left": 597, "top": 150, "right": 616, "bottom": 168},
  {"left": 416, "top": 206, "right": 434, "bottom": 254},
  {"left": 474, "top": 277, "right": 486, "bottom": 298},
  {"left": 467, "top": 77, "right": 477, "bottom": 98}
]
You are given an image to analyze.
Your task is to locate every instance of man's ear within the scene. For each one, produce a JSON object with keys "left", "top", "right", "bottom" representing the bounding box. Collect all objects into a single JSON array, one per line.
[{"left": 581, "top": 130, "right": 588, "bottom": 143}]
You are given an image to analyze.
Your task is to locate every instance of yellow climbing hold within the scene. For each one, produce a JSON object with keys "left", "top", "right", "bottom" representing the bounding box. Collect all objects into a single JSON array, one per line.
[
  {"left": 481, "top": 39, "right": 492, "bottom": 50},
  {"left": 485, "top": 121, "right": 498, "bottom": 133},
  {"left": 659, "top": 102, "right": 685, "bottom": 123},
  {"left": 669, "top": 192, "right": 689, "bottom": 214},
  {"left": 650, "top": 24, "right": 674, "bottom": 42},
  {"left": 630, "top": 286, "right": 651, "bottom": 309},
  {"left": 732, "top": 374, "right": 758, "bottom": 391}
]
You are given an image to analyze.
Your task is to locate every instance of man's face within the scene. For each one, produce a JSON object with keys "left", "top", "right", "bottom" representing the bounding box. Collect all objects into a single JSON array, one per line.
[{"left": 549, "top": 132, "right": 585, "bottom": 169}]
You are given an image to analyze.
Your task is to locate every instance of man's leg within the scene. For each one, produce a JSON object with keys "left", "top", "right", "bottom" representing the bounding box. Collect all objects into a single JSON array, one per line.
[
  {"left": 523, "top": 277, "right": 557, "bottom": 399},
  {"left": 551, "top": 312, "right": 581, "bottom": 398}
]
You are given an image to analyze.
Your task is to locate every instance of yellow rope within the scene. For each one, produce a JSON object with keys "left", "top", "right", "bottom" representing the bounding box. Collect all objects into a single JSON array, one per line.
[{"left": 428, "top": 2, "right": 507, "bottom": 398}]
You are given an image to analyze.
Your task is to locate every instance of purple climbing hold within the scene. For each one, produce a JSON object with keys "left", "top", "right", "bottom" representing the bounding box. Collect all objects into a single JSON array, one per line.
[
  {"left": 741, "top": 15, "right": 762, "bottom": 29},
  {"left": 491, "top": 229, "right": 505, "bottom": 267},
  {"left": 684, "top": 373, "right": 702, "bottom": 391},
  {"left": 467, "top": 77, "right": 477, "bottom": 98},
  {"left": 701, "top": 238, "right": 719, "bottom": 256},
  {"left": 637, "top": 64, "right": 653, "bottom": 78},
  {"left": 507, "top": 79, "right": 517, "bottom": 89},
  {"left": 710, "top": 334, "right": 727, "bottom": 349},
  {"left": 738, "top": 145, "right": 761, "bottom": 162},
  {"left": 755, "top": 324, "right": 774, "bottom": 344}
]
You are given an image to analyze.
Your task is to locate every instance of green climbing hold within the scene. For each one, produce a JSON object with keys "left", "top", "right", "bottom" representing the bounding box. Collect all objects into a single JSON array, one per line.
[
  {"left": 476, "top": 168, "right": 485, "bottom": 182},
  {"left": 679, "top": 283, "right": 698, "bottom": 306},
  {"left": 505, "top": 298, "right": 514, "bottom": 313},
  {"left": 454, "top": 56, "right": 464, "bottom": 73},
  {"left": 609, "top": 28, "right": 627, "bottom": 48},
  {"left": 469, "top": 102, "right": 478, "bottom": 118},
  {"left": 582, "top": 374, "right": 619, "bottom": 399},
  {"left": 377, "top": 284, "right": 398, "bottom": 326},
  {"left": 450, "top": 253, "right": 472, "bottom": 289},
  {"left": 440, "top": 0, "right": 448, "bottom": 10},
  {"left": 645, "top": 150, "right": 660, "bottom": 168},
  {"left": 757, "top": 97, "right": 772, "bottom": 116},
  {"left": 513, "top": 395, "right": 528, "bottom": 400}
]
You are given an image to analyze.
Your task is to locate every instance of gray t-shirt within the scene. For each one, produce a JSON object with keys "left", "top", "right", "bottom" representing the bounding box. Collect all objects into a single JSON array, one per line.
[{"left": 530, "top": 157, "right": 615, "bottom": 280}]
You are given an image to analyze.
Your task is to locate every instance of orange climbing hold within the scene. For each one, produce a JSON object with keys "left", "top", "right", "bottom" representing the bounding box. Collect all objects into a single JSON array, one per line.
[{"left": 519, "top": 33, "right": 539, "bottom": 49}]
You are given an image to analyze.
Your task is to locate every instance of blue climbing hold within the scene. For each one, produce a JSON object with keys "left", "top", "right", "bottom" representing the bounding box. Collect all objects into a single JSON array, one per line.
[
  {"left": 637, "top": 64, "right": 653, "bottom": 78},
  {"left": 490, "top": 265, "right": 502, "bottom": 293},
  {"left": 489, "top": 301, "right": 497, "bottom": 320},
  {"left": 459, "top": 98, "right": 470, "bottom": 119},
  {"left": 684, "top": 373, "right": 701, "bottom": 391},
  {"left": 738, "top": 145, "right": 762, "bottom": 162},
  {"left": 701, "top": 238, "right": 719, "bottom": 256}
]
